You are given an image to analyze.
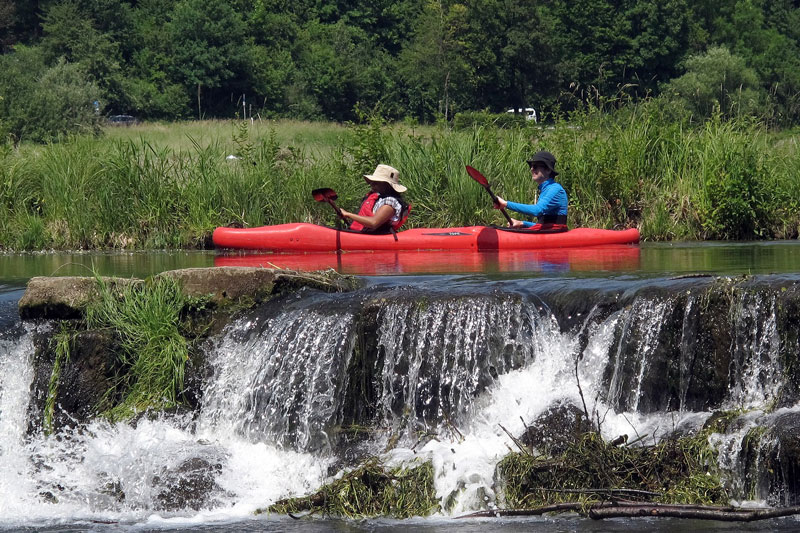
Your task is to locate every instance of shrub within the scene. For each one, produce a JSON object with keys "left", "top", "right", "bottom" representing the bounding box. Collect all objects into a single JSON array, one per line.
[
  {"left": 661, "top": 46, "right": 765, "bottom": 122},
  {"left": 0, "top": 47, "right": 102, "bottom": 143}
]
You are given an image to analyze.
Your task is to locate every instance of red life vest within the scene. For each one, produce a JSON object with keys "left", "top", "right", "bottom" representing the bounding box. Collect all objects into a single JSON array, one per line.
[{"left": 349, "top": 192, "right": 409, "bottom": 233}]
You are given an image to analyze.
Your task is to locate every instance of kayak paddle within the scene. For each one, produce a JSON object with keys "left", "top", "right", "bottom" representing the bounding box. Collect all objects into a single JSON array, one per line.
[
  {"left": 465, "top": 166, "right": 514, "bottom": 227},
  {"left": 312, "top": 187, "right": 345, "bottom": 219},
  {"left": 312, "top": 187, "right": 344, "bottom": 254}
]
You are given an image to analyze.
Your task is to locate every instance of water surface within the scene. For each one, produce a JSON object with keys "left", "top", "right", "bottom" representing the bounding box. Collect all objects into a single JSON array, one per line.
[{"left": 2, "top": 241, "right": 800, "bottom": 289}]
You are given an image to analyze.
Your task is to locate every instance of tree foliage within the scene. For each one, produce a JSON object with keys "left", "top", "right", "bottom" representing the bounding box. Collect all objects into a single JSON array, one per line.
[
  {"left": 2, "top": 0, "right": 800, "bottom": 141},
  {"left": 661, "top": 46, "right": 762, "bottom": 120}
]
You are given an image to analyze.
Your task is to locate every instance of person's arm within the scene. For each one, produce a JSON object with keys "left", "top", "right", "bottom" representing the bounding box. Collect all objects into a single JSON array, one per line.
[
  {"left": 493, "top": 196, "right": 528, "bottom": 228},
  {"left": 340, "top": 204, "right": 395, "bottom": 229},
  {"left": 504, "top": 185, "right": 564, "bottom": 218}
]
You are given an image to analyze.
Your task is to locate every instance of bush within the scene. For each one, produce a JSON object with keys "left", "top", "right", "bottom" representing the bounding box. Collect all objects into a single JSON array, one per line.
[
  {"left": 0, "top": 47, "right": 102, "bottom": 143},
  {"left": 661, "top": 46, "right": 765, "bottom": 122}
]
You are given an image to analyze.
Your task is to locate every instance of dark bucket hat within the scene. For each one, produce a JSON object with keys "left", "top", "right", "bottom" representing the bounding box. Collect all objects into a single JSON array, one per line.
[{"left": 526, "top": 151, "right": 558, "bottom": 176}]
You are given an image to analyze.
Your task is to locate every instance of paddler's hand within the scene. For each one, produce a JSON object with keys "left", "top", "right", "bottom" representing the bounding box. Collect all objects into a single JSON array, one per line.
[
  {"left": 510, "top": 218, "right": 525, "bottom": 228},
  {"left": 339, "top": 209, "right": 353, "bottom": 220},
  {"left": 493, "top": 196, "right": 508, "bottom": 209}
]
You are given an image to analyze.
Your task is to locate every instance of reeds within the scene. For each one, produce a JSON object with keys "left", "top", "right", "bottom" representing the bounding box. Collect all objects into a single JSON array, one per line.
[{"left": 1, "top": 112, "right": 798, "bottom": 250}]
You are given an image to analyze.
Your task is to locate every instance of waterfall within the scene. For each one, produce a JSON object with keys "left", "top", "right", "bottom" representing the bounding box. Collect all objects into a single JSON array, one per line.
[
  {"left": 727, "top": 291, "right": 781, "bottom": 409},
  {"left": 199, "top": 307, "right": 358, "bottom": 451},
  {"left": 372, "top": 294, "right": 539, "bottom": 429},
  {"left": 0, "top": 324, "right": 39, "bottom": 519},
  {"left": 3, "top": 275, "right": 800, "bottom": 525}
]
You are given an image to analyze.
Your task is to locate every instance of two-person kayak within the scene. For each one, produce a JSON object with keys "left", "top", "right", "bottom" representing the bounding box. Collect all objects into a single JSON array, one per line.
[{"left": 212, "top": 223, "right": 640, "bottom": 252}]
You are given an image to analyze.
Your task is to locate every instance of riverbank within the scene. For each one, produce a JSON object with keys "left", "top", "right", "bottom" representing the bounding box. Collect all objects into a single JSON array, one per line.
[{"left": 1, "top": 111, "right": 799, "bottom": 251}]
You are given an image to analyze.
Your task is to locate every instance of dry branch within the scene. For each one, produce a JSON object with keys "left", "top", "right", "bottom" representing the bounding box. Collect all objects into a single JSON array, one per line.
[{"left": 458, "top": 502, "right": 800, "bottom": 522}]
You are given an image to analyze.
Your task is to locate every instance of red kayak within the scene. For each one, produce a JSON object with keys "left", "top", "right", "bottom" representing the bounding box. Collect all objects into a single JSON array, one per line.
[{"left": 212, "top": 223, "right": 640, "bottom": 252}]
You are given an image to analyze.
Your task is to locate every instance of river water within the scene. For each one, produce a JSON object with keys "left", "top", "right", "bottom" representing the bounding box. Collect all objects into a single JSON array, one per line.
[{"left": 3, "top": 242, "right": 800, "bottom": 532}]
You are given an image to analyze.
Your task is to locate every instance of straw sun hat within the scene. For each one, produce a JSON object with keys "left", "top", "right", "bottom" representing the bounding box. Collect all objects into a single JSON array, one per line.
[{"left": 364, "top": 164, "right": 407, "bottom": 193}]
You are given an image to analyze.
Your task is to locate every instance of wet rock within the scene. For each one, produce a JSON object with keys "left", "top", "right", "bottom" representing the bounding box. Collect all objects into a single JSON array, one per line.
[
  {"left": 18, "top": 277, "right": 139, "bottom": 320},
  {"left": 27, "top": 329, "right": 119, "bottom": 433},
  {"left": 157, "top": 267, "right": 277, "bottom": 304},
  {"left": 519, "top": 400, "right": 592, "bottom": 456},
  {"left": 775, "top": 283, "right": 800, "bottom": 408},
  {"left": 152, "top": 457, "right": 223, "bottom": 511},
  {"left": 19, "top": 268, "right": 361, "bottom": 320},
  {"left": 739, "top": 412, "right": 800, "bottom": 506}
]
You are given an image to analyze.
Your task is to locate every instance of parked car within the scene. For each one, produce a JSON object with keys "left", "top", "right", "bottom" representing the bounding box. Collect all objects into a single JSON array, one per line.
[
  {"left": 506, "top": 107, "right": 537, "bottom": 122},
  {"left": 107, "top": 114, "right": 138, "bottom": 126}
]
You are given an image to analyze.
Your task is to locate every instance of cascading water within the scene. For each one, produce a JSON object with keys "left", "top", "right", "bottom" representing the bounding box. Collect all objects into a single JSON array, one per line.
[
  {"left": 727, "top": 290, "right": 782, "bottom": 409},
  {"left": 199, "top": 305, "right": 359, "bottom": 451},
  {"left": 2, "top": 275, "right": 800, "bottom": 528}
]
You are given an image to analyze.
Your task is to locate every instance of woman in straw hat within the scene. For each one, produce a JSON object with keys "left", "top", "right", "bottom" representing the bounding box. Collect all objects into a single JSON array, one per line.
[{"left": 341, "top": 164, "right": 410, "bottom": 233}]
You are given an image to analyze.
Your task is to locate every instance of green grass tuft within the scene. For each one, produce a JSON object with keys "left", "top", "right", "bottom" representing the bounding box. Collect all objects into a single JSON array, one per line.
[
  {"left": 263, "top": 458, "right": 439, "bottom": 518},
  {"left": 85, "top": 275, "right": 189, "bottom": 420}
]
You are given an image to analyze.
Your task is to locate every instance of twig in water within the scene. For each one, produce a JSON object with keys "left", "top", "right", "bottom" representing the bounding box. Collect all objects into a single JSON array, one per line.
[
  {"left": 498, "top": 424, "right": 531, "bottom": 455},
  {"left": 532, "top": 487, "right": 662, "bottom": 498}
]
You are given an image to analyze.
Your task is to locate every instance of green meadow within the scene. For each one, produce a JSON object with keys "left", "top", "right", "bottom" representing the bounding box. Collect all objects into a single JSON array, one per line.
[{"left": 1, "top": 110, "right": 799, "bottom": 251}]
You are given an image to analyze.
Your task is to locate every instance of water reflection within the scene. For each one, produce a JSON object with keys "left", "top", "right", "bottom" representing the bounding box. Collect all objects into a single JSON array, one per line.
[
  {"left": 641, "top": 240, "right": 800, "bottom": 275},
  {"left": 214, "top": 245, "right": 642, "bottom": 275},
  {"left": 0, "top": 251, "right": 215, "bottom": 286},
  {"left": 2, "top": 241, "right": 800, "bottom": 285}
]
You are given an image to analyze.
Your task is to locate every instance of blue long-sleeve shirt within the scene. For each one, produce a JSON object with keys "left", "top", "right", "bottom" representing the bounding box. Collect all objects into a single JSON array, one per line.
[{"left": 506, "top": 179, "right": 568, "bottom": 228}]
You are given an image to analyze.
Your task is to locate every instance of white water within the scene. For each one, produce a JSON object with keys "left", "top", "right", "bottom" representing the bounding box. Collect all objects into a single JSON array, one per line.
[
  {"left": 0, "top": 287, "right": 797, "bottom": 527},
  {"left": 0, "top": 322, "right": 331, "bottom": 528}
]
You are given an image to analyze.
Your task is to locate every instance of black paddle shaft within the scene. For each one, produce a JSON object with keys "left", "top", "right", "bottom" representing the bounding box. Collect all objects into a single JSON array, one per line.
[{"left": 465, "top": 166, "right": 514, "bottom": 227}]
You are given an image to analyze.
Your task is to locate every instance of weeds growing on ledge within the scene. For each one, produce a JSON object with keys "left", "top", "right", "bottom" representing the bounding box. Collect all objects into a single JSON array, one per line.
[
  {"left": 262, "top": 458, "right": 439, "bottom": 518},
  {"left": 498, "top": 431, "right": 727, "bottom": 508},
  {"left": 85, "top": 275, "right": 189, "bottom": 420}
]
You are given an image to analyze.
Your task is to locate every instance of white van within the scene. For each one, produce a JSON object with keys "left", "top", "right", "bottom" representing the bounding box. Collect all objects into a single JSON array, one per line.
[{"left": 506, "top": 107, "right": 537, "bottom": 122}]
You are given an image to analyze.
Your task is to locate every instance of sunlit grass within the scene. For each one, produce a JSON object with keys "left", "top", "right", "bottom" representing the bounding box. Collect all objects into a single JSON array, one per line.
[{"left": 85, "top": 275, "right": 189, "bottom": 421}]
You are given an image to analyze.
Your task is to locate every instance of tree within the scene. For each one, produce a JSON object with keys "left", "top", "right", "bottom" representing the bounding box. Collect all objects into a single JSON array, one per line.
[
  {"left": 661, "top": 46, "right": 763, "bottom": 120},
  {"left": 0, "top": 46, "right": 102, "bottom": 143},
  {"left": 39, "top": 0, "right": 125, "bottom": 111},
  {"left": 399, "top": 0, "right": 471, "bottom": 121},
  {"left": 168, "top": 0, "right": 249, "bottom": 118},
  {"left": 290, "top": 21, "right": 395, "bottom": 121}
]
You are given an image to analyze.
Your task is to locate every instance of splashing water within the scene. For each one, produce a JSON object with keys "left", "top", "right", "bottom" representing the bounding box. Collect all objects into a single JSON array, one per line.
[{"left": 2, "top": 278, "right": 800, "bottom": 526}]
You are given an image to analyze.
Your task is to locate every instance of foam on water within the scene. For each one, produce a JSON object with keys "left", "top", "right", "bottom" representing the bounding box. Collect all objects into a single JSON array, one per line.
[{"left": 0, "top": 321, "right": 331, "bottom": 528}]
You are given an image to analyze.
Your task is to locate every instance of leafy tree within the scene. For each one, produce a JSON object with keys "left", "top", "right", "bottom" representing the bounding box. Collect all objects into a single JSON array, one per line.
[
  {"left": 290, "top": 21, "right": 394, "bottom": 121},
  {"left": 457, "top": 0, "right": 558, "bottom": 115},
  {"left": 399, "top": 0, "right": 471, "bottom": 121},
  {"left": 550, "top": 0, "right": 632, "bottom": 99},
  {"left": 0, "top": 46, "right": 101, "bottom": 143},
  {"left": 622, "top": 0, "right": 692, "bottom": 95},
  {"left": 661, "top": 46, "right": 763, "bottom": 120},
  {"left": 168, "top": 0, "right": 249, "bottom": 118},
  {"left": 123, "top": 0, "right": 189, "bottom": 117},
  {"left": 0, "top": 0, "right": 16, "bottom": 50},
  {"left": 39, "top": 0, "right": 125, "bottom": 111}
]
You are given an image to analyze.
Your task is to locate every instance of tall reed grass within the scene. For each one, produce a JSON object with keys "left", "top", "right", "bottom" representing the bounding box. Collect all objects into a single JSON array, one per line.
[{"left": 1, "top": 112, "right": 798, "bottom": 250}]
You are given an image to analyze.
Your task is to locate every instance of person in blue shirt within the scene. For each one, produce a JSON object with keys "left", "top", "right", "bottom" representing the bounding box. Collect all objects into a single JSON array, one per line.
[{"left": 494, "top": 151, "right": 568, "bottom": 232}]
